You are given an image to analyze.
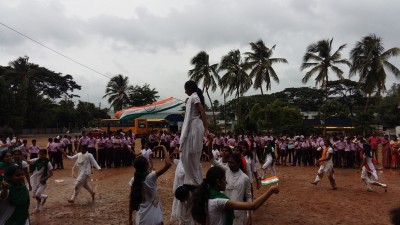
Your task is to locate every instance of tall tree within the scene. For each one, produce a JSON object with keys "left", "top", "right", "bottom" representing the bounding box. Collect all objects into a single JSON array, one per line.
[
  {"left": 244, "top": 39, "right": 288, "bottom": 95},
  {"left": 103, "top": 74, "right": 134, "bottom": 112},
  {"left": 300, "top": 38, "right": 351, "bottom": 133},
  {"left": 129, "top": 83, "right": 159, "bottom": 106},
  {"left": 349, "top": 34, "right": 400, "bottom": 111},
  {"left": 219, "top": 49, "right": 251, "bottom": 123},
  {"left": 188, "top": 51, "right": 220, "bottom": 125},
  {"left": 1, "top": 56, "right": 81, "bottom": 129}
]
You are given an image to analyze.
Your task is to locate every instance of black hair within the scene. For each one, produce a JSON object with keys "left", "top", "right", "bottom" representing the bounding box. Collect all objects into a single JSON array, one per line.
[
  {"left": 185, "top": 80, "right": 205, "bottom": 108},
  {"left": 239, "top": 141, "right": 253, "bottom": 159},
  {"left": 221, "top": 145, "right": 233, "bottom": 155},
  {"left": 363, "top": 143, "right": 372, "bottom": 158},
  {"left": 175, "top": 184, "right": 196, "bottom": 201},
  {"left": 130, "top": 156, "right": 149, "bottom": 211},
  {"left": 0, "top": 150, "right": 12, "bottom": 161},
  {"left": 228, "top": 153, "right": 245, "bottom": 173},
  {"left": 4, "top": 165, "right": 21, "bottom": 182},
  {"left": 191, "top": 166, "right": 225, "bottom": 224},
  {"left": 39, "top": 149, "right": 48, "bottom": 155}
]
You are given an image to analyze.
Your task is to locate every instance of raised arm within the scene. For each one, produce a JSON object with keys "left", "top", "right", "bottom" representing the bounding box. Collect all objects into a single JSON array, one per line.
[
  {"left": 154, "top": 145, "right": 172, "bottom": 177},
  {"left": 224, "top": 185, "right": 279, "bottom": 211}
]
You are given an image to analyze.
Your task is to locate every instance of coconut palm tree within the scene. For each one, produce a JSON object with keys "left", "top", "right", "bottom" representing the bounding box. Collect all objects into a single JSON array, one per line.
[
  {"left": 188, "top": 51, "right": 220, "bottom": 126},
  {"left": 300, "top": 38, "right": 351, "bottom": 134},
  {"left": 244, "top": 39, "right": 288, "bottom": 95},
  {"left": 103, "top": 74, "right": 134, "bottom": 112},
  {"left": 219, "top": 49, "right": 251, "bottom": 123},
  {"left": 349, "top": 34, "right": 400, "bottom": 111}
]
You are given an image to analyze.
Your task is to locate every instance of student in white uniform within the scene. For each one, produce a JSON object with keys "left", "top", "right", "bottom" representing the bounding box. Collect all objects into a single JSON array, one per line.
[
  {"left": 191, "top": 166, "right": 279, "bottom": 225},
  {"left": 29, "top": 149, "right": 53, "bottom": 212},
  {"left": 65, "top": 146, "right": 101, "bottom": 203},
  {"left": 12, "top": 149, "right": 32, "bottom": 191},
  {"left": 137, "top": 142, "right": 153, "bottom": 171},
  {"left": 261, "top": 140, "right": 277, "bottom": 179},
  {"left": 207, "top": 135, "right": 252, "bottom": 225},
  {"left": 360, "top": 141, "right": 388, "bottom": 192},
  {"left": 129, "top": 145, "right": 172, "bottom": 225},
  {"left": 179, "top": 80, "right": 208, "bottom": 185},
  {"left": 310, "top": 140, "right": 337, "bottom": 190}
]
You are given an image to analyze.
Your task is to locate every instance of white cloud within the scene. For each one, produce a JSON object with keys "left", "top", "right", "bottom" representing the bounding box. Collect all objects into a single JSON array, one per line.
[{"left": 0, "top": 0, "right": 399, "bottom": 111}]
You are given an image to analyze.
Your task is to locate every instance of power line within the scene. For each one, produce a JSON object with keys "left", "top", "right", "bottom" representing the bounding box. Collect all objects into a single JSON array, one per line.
[{"left": 0, "top": 22, "right": 111, "bottom": 79}]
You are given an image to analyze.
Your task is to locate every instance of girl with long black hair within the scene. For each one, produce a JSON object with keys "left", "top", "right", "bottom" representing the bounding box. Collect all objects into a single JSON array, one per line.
[
  {"left": 129, "top": 145, "right": 171, "bottom": 225},
  {"left": 191, "top": 166, "right": 279, "bottom": 225}
]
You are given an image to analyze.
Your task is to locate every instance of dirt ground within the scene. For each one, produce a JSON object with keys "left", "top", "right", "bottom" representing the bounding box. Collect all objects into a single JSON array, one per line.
[{"left": 22, "top": 136, "right": 400, "bottom": 225}]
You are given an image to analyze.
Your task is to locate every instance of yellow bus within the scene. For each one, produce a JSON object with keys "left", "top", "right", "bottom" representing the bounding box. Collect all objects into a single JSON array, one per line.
[{"left": 99, "top": 118, "right": 169, "bottom": 135}]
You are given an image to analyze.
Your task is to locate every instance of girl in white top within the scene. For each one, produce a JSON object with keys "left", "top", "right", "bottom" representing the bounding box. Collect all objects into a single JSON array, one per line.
[
  {"left": 261, "top": 140, "right": 277, "bottom": 179},
  {"left": 12, "top": 150, "right": 32, "bottom": 191},
  {"left": 240, "top": 142, "right": 260, "bottom": 190},
  {"left": 129, "top": 145, "right": 172, "bottom": 225},
  {"left": 29, "top": 149, "right": 53, "bottom": 212},
  {"left": 190, "top": 166, "right": 279, "bottom": 225},
  {"left": 360, "top": 141, "right": 387, "bottom": 192},
  {"left": 179, "top": 80, "right": 208, "bottom": 185}
]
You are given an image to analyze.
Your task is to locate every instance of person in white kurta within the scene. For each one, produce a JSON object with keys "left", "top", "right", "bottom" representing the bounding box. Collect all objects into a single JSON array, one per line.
[
  {"left": 310, "top": 141, "right": 337, "bottom": 189},
  {"left": 179, "top": 81, "right": 208, "bottom": 185},
  {"left": 170, "top": 157, "right": 200, "bottom": 225},
  {"left": 66, "top": 149, "right": 101, "bottom": 203}
]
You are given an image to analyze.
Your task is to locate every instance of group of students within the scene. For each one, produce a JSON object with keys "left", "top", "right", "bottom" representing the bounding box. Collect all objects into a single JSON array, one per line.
[
  {"left": 0, "top": 138, "right": 102, "bottom": 224},
  {"left": 128, "top": 81, "right": 280, "bottom": 225}
]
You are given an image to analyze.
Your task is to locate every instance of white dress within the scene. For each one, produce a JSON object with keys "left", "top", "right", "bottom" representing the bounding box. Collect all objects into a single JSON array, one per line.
[
  {"left": 211, "top": 159, "right": 251, "bottom": 225},
  {"left": 179, "top": 92, "right": 204, "bottom": 185},
  {"left": 208, "top": 198, "right": 229, "bottom": 225},
  {"left": 136, "top": 171, "right": 163, "bottom": 225}
]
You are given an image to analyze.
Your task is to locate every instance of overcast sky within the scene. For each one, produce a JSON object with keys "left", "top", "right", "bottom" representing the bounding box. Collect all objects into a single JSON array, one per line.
[{"left": 1, "top": 0, "right": 399, "bottom": 112}]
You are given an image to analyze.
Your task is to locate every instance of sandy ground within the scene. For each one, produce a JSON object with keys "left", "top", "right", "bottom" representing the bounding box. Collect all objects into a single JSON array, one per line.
[{"left": 22, "top": 136, "right": 400, "bottom": 225}]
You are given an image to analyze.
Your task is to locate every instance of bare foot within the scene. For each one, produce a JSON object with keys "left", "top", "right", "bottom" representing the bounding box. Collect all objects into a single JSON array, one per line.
[
  {"left": 383, "top": 184, "right": 388, "bottom": 192},
  {"left": 91, "top": 192, "right": 96, "bottom": 201},
  {"left": 332, "top": 187, "right": 337, "bottom": 190},
  {"left": 310, "top": 181, "right": 318, "bottom": 185},
  {"left": 68, "top": 199, "right": 74, "bottom": 204}
]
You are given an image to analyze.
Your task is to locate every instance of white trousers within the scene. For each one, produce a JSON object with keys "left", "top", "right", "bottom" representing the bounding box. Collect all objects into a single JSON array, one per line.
[{"left": 71, "top": 174, "right": 93, "bottom": 201}]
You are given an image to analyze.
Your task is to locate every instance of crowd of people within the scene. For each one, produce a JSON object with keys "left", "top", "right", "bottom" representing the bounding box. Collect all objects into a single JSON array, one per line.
[{"left": 1, "top": 80, "right": 400, "bottom": 225}]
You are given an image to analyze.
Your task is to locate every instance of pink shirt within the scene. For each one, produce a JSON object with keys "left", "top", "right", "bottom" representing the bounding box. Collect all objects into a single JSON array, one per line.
[{"left": 368, "top": 136, "right": 381, "bottom": 150}]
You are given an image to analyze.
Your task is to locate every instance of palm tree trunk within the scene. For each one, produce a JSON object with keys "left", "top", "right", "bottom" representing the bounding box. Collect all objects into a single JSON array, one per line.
[
  {"left": 364, "top": 94, "right": 371, "bottom": 112},
  {"left": 260, "top": 85, "right": 264, "bottom": 95},
  {"left": 206, "top": 89, "right": 217, "bottom": 127}
]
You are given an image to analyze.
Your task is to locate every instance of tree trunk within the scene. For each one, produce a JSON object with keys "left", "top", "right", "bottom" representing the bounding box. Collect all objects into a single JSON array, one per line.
[
  {"left": 364, "top": 94, "right": 371, "bottom": 112},
  {"left": 206, "top": 89, "right": 217, "bottom": 128},
  {"left": 260, "top": 85, "right": 264, "bottom": 95}
]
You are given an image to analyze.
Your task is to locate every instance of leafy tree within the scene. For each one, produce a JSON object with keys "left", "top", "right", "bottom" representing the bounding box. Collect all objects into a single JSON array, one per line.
[
  {"left": 0, "top": 56, "right": 81, "bottom": 129},
  {"left": 375, "top": 83, "right": 400, "bottom": 127},
  {"left": 129, "top": 83, "right": 159, "bottom": 106},
  {"left": 219, "top": 50, "right": 251, "bottom": 124},
  {"left": 188, "top": 51, "right": 220, "bottom": 125},
  {"left": 350, "top": 34, "right": 400, "bottom": 111},
  {"left": 103, "top": 74, "right": 134, "bottom": 112},
  {"left": 327, "top": 79, "right": 364, "bottom": 116},
  {"left": 300, "top": 38, "right": 351, "bottom": 134},
  {"left": 244, "top": 39, "right": 288, "bottom": 95}
]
